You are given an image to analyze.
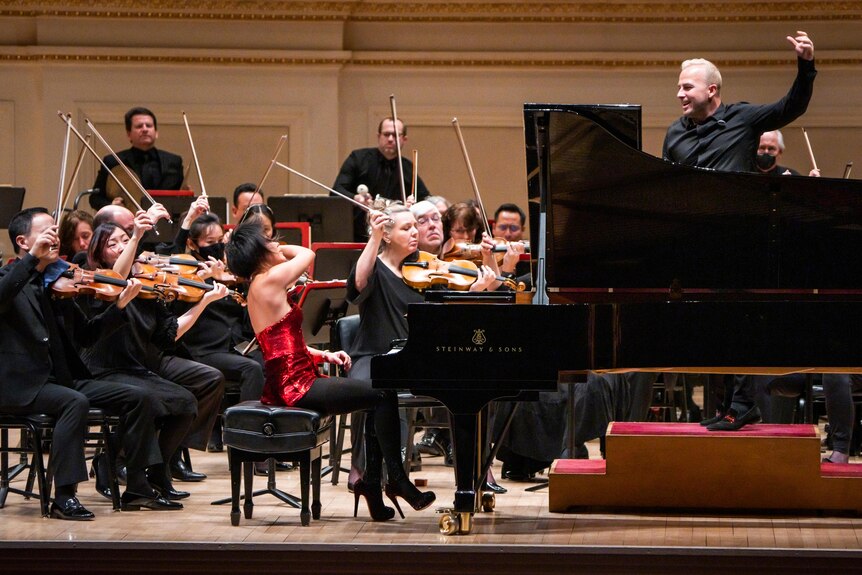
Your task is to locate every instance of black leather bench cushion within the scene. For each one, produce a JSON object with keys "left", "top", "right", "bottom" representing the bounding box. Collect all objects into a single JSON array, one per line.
[{"left": 223, "top": 401, "right": 331, "bottom": 454}]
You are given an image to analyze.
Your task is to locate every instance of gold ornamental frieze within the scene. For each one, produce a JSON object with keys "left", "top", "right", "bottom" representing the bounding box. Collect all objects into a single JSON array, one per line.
[{"left": 1, "top": 1, "right": 861, "bottom": 23}]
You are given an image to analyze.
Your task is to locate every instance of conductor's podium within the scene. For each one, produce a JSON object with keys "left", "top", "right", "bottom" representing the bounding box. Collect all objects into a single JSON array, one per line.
[{"left": 549, "top": 422, "right": 862, "bottom": 513}]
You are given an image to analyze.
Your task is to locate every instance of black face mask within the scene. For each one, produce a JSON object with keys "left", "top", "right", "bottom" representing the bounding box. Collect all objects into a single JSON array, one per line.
[
  {"left": 755, "top": 153, "right": 777, "bottom": 171},
  {"left": 196, "top": 242, "right": 225, "bottom": 262}
]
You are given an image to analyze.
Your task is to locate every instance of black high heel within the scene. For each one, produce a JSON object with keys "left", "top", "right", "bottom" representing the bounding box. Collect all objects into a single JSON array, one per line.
[
  {"left": 352, "top": 479, "right": 395, "bottom": 521},
  {"left": 384, "top": 479, "right": 436, "bottom": 519}
]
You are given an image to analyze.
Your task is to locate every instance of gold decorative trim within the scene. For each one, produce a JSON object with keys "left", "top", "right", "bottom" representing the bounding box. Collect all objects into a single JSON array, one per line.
[
  {"left": 1, "top": 52, "right": 860, "bottom": 68},
  {"left": 1, "top": 1, "right": 861, "bottom": 23}
]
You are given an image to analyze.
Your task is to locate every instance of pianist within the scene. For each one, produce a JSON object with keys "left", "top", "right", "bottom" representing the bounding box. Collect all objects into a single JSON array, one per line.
[
  {"left": 224, "top": 219, "right": 436, "bottom": 521},
  {"left": 663, "top": 31, "right": 816, "bottom": 174}
]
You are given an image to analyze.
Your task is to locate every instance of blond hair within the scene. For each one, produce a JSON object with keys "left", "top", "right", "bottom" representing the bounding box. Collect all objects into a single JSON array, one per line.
[{"left": 681, "top": 58, "right": 722, "bottom": 94}]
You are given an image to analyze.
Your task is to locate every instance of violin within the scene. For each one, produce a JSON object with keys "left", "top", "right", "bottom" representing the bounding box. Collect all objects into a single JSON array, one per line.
[
  {"left": 401, "top": 251, "right": 524, "bottom": 292},
  {"left": 52, "top": 264, "right": 178, "bottom": 302},
  {"left": 442, "top": 239, "right": 530, "bottom": 264},
  {"left": 132, "top": 262, "right": 246, "bottom": 304},
  {"left": 137, "top": 251, "right": 202, "bottom": 275}
]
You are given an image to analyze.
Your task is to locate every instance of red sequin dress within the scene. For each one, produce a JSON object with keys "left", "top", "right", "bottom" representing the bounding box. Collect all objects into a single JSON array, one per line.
[{"left": 258, "top": 305, "right": 319, "bottom": 407}]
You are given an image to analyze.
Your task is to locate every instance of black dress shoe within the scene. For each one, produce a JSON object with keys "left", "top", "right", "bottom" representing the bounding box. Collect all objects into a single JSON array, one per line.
[
  {"left": 415, "top": 430, "right": 445, "bottom": 457},
  {"left": 151, "top": 483, "right": 191, "bottom": 501},
  {"left": 170, "top": 458, "right": 206, "bottom": 482},
  {"left": 121, "top": 490, "right": 183, "bottom": 511},
  {"left": 275, "top": 461, "right": 294, "bottom": 471},
  {"left": 502, "top": 469, "right": 536, "bottom": 482},
  {"left": 706, "top": 406, "right": 761, "bottom": 431},
  {"left": 700, "top": 412, "right": 726, "bottom": 427},
  {"left": 50, "top": 497, "right": 95, "bottom": 521},
  {"left": 573, "top": 444, "right": 589, "bottom": 459},
  {"left": 482, "top": 480, "right": 508, "bottom": 494}
]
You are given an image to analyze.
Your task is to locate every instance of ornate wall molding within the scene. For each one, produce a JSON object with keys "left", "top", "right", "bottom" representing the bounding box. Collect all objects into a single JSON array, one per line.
[
  {"left": 1, "top": 50, "right": 860, "bottom": 69},
  {"left": 2, "top": 1, "right": 862, "bottom": 23}
]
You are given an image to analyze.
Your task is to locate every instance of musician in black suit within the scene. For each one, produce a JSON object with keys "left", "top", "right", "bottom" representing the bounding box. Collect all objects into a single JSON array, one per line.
[
  {"left": 333, "top": 118, "right": 430, "bottom": 241},
  {"left": 755, "top": 130, "right": 820, "bottom": 177},
  {"left": 89, "top": 107, "right": 184, "bottom": 210},
  {"left": 0, "top": 208, "right": 177, "bottom": 518}
]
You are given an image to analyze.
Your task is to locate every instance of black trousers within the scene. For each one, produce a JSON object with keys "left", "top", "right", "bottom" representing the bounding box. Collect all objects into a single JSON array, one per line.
[
  {"left": 822, "top": 374, "right": 862, "bottom": 455},
  {"left": 100, "top": 371, "right": 197, "bottom": 469},
  {"left": 192, "top": 351, "right": 264, "bottom": 403},
  {"left": 2, "top": 377, "right": 163, "bottom": 488},
  {"left": 1, "top": 382, "right": 89, "bottom": 489},
  {"left": 294, "top": 376, "right": 403, "bottom": 480},
  {"left": 157, "top": 355, "right": 224, "bottom": 451}
]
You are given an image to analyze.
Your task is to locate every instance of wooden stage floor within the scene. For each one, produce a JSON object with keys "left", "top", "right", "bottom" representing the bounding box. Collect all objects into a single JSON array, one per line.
[{"left": 3, "top": 436, "right": 862, "bottom": 574}]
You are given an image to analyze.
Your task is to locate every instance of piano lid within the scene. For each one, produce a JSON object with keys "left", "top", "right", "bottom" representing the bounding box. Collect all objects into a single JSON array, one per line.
[{"left": 524, "top": 104, "right": 862, "bottom": 298}]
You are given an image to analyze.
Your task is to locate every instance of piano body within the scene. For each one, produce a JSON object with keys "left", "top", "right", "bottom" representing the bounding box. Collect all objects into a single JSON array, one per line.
[
  {"left": 525, "top": 103, "right": 862, "bottom": 373},
  {"left": 372, "top": 104, "right": 862, "bottom": 535}
]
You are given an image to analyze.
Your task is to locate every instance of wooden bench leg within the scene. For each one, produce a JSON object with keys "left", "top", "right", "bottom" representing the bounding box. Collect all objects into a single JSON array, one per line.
[
  {"left": 299, "top": 451, "right": 311, "bottom": 526},
  {"left": 243, "top": 458, "right": 254, "bottom": 519},
  {"left": 229, "top": 448, "right": 241, "bottom": 526},
  {"left": 312, "top": 448, "right": 322, "bottom": 520}
]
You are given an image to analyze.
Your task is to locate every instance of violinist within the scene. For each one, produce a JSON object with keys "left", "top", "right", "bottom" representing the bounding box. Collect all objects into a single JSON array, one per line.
[
  {"left": 410, "top": 200, "right": 444, "bottom": 256},
  {"left": 0, "top": 207, "right": 179, "bottom": 517},
  {"left": 492, "top": 203, "right": 529, "bottom": 282},
  {"left": 82, "top": 217, "right": 226, "bottom": 484},
  {"left": 58, "top": 209, "right": 94, "bottom": 261},
  {"left": 345, "top": 202, "right": 495, "bottom": 496},
  {"left": 150, "top": 195, "right": 210, "bottom": 256},
  {"left": 441, "top": 201, "right": 504, "bottom": 284},
  {"left": 230, "top": 182, "right": 265, "bottom": 223},
  {"left": 225, "top": 219, "right": 436, "bottom": 521}
]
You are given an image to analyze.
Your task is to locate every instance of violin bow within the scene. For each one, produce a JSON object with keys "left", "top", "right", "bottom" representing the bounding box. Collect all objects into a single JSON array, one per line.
[
  {"left": 85, "top": 118, "right": 171, "bottom": 224},
  {"left": 452, "top": 117, "right": 492, "bottom": 237},
  {"left": 273, "top": 161, "right": 371, "bottom": 212},
  {"left": 54, "top": 113, "right": 72, "bottom": 222},
  {"left": 60, "top": 132, "right": 91, "bottom": 215},
  {"left": 57, "top": 112, "right": 147, "bottom": 215},
  {"left": 237, "top": 134, "right": 288, "bottom": 226},
  {"left": 801, "top": 127, "right": 819, "bottom": 173},
  {"left": 411, "top": 149, "right": 419, "bottom": 198},
  {"left": 182, "top": 111, "right": 208, "bottom": 199},
  {"left": 389, "top": 95, "right": 408, "bottom": 204}
]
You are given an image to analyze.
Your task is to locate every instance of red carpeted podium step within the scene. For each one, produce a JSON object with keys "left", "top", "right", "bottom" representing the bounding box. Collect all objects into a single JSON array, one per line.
[{"left": 549, "top": 422, "right": 862, "bottom": 513}]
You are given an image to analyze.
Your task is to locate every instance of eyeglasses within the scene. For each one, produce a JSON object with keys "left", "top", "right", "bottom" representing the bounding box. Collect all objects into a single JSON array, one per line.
[
  {"left": 379, "top": 131, "right": 404, "bottom": 139},
  {"left": 495, "top": 224, "right": 521, "bottom": 232},
  {"left": 416, "top": 214, "right": 441, "bottom": 225}
]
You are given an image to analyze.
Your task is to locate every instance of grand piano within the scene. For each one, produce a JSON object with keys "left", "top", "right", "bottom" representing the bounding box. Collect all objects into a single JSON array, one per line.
[{"left": 372, "top": 104, "right": 862, "bottom": 535}]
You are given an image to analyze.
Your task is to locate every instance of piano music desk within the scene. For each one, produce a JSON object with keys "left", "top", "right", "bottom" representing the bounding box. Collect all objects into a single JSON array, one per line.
[{"left": 549, "top": 422, "right": 862, "bottom": 513}]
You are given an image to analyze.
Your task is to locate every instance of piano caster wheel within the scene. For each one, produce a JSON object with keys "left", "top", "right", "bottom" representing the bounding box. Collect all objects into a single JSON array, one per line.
[
  {"left": 481, "top": 492, "right": 496, "bottom": 512},
  {"left": 439, "top": 512, "right": 460, "bottom": 536}
]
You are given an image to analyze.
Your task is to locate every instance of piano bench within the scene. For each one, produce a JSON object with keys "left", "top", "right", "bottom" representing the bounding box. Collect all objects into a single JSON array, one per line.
[{"left": 222, "top": 401, "right": 331, "bottom": 526}]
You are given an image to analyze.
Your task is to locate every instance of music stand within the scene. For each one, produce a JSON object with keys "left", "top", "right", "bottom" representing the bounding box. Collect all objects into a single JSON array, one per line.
[
  {"left": 267, "top": 195, "right": 354, "bottom": 243},
  {"left": 0, "top": 187, "right": 25, "bottom": 228},
  {"left": 310, "top": 242, "right": 365, "bottom": 281},
  {"left": 295, "top": 280, "right": 358, "bottom": 346}
]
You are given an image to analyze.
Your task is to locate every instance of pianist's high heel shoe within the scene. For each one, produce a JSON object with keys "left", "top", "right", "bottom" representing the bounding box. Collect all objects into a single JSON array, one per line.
[
  {"left": 353, "top": 479, "right": 395, "bottom": 521},
  {"left": 384, "top": 478, "right": 436, "bottom": 519}
]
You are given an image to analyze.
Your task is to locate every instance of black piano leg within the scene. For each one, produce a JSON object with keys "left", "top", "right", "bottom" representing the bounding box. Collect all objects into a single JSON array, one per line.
[{"left": 449, "top": 411, "right": 481, "bottom": 516}]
